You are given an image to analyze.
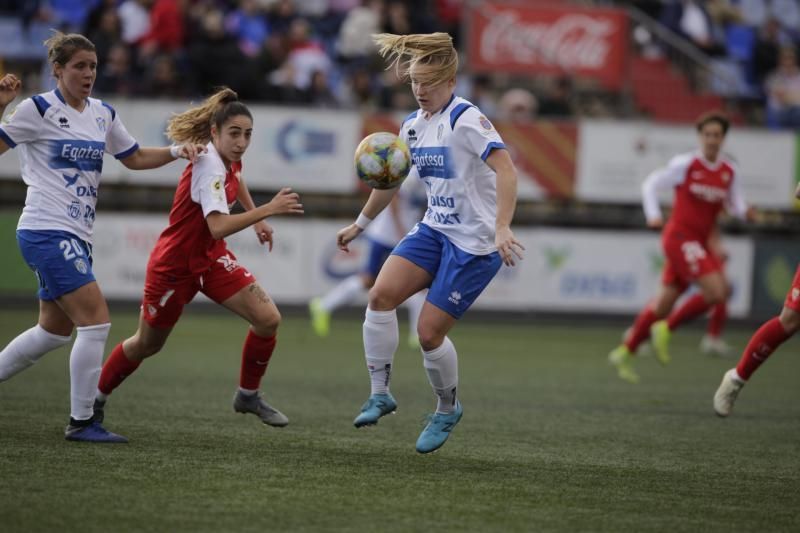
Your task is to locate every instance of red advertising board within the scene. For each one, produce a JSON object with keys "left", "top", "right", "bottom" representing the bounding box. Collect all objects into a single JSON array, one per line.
[{"left": 467, "top": 2, "right": 629, "bottom": 89}]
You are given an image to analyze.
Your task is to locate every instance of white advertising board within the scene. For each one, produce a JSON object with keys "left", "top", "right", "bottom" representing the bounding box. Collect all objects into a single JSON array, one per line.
[
  {"left": 91, "top": 214, "right": 754, "bottom": 317},
  {"left": 576, "top": 120, "right": 797, "bottom": 209}
]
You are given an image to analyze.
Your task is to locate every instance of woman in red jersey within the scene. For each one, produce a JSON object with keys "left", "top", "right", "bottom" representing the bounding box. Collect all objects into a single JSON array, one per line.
[
  {"left": 713, "top": 182, "right": 800, "bottom": 416},
  {"left": 609, "top": 112, "right": 753, "bottom": 383},
  {"left": 93, "top": 88, "right": 303, "bottom": 429}
]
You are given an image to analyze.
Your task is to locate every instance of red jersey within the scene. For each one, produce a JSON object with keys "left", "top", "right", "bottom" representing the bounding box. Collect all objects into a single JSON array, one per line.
[
  {"left": 642, "top": 151, "right": 747, "bottom": 242},
  {"left": 148, "top": 143, "right": 241, "bottom": 275}
]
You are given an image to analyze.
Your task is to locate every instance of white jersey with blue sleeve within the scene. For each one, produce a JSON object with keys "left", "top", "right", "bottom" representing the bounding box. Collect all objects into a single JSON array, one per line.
[
  {"left": 0, "top": 88, "right": 138, "bottom": 243},
  {"left": 400, "top": 95, "right": 505, "bottom": 255}
]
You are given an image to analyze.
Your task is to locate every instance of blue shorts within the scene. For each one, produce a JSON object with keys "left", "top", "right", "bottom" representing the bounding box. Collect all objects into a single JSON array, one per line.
[
  {"left": 363, "top": 238, "right": 394, "bottom": 278},
  {"left": 17, "top": 230, "right": 96, "bottom": 301},
  {"left": 392, "top": 223, "right": 501, "bottom": 318}
]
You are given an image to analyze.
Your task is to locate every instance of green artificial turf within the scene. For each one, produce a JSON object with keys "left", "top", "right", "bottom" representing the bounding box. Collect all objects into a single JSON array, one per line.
[{"left": 0, "top": 307, "right": 798, "bottom": 532}]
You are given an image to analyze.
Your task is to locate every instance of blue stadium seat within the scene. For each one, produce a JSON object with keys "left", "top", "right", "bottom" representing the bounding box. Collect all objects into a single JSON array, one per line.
[{"left": 725, "top": 24, "right": 756, "bottom": 62}]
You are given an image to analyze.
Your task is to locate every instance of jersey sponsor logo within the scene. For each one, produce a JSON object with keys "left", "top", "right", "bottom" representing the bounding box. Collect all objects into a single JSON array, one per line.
[
  {"left": 48, "top": 140, "right": 105, "bottom": 172},
  {"left": 429, "top": 195, "right": 455, "bottom": 208},
  {"left": 410, "top": 147, "right": 454, "bottom": 179},
  {"left": 426, "top": 208, "right": 462, "bottom": 225},
  {"left": 62, "top": 173, "right": 79, "bottom": 187},
  {"left": 688, "top": 182, "right": 728, "bottom": 203}
]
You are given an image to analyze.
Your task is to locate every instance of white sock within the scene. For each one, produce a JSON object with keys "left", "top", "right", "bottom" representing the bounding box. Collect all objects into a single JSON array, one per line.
[
  {"left": 70, "top": 323, "right": 111, "bottom": 422},
  {"left": 320, "top": 275, "right": 365, "bottom": 312},
  {"left": 363, "top": 307, "right": 398, "bottom": 395},
  {"left": 0, "top": 325, "right": 72, "bottom": 382},
  {"left": 422, "top": 336, "right": 459, "bottom": 414},
  {"left": 404, "top": 291, "right": 425, "bottom": 341}
]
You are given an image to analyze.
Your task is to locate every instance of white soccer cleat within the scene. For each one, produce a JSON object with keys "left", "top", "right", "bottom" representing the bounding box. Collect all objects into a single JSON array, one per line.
[
  {"left": 713, "top": 368, "right": 745, "bottom": 417},
  {"left": 700, "top": 334, "right": 732, "bottom": 357}
]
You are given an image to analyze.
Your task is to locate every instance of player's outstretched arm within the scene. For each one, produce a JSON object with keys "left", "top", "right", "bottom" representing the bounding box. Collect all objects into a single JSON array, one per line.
[
  {"left": 336, "top": 187, "right": 397, "bottom": 252},
  {"left": 0, "top": 73, "right": 22, "bottom": 156},
  {"left": 236, "top": 175, "right": 275, "bottom": 250},
  {"left": 206, "top": 187, "right": 303, "bottom": 240},
  {"left": 119, "top": 144, "right": 207, "bottom": 170},
  {"left": 486, "top": 148, "right": 524, "bottom": 267}
]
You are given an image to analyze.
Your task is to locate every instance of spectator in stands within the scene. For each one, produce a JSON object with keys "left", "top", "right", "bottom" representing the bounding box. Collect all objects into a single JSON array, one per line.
[
  {"left": 337, "top": 0, "right": 383, "bottom": 63},
  {"left": 94, "top": 43, "right": 139, "bottom": 97},
  {"left": 273, "top": 18, "right": 331, "bottom": 92},
  {"left": 752, "top": 18, "right": 795, "bottom": 86},
  {"left": 497, "top": 88, "right": 537, "bottom": 123},
  {"left": 85, "top": 6, "right": 121, "bottom": 66},
  {"left": 467, "top": 74, "right": 497, "bottom": 120},
  {"left": 384, "top": 1, "right": 411, "bottom": 36},
  {"left": 226, "top": 0, "right": 270, "bottom": 58},
  {"left": 142, "top": 53, "right": 187, "bottom": 99},
  {"left": 765, "top": 46, "right": 800, "bottom": 128},
  {"left": 118, "top": 0, "right": 152, "bottom": 45},
  {"left": 304, "top": 68, "right": 340, "bottom": 108},
  {"left": 662, "top": 0, "right": 726, "bottom": 55},
  {"left": 139, "top": 0, "right": 185, "bottom": 57},
  {"left": 538, "top": 76, "right": 574, "bottom": 118}
]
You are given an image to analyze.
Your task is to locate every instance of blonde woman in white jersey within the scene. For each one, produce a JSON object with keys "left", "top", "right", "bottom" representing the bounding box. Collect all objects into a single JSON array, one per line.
[
  {"left": 0, "top": 33, "right": 203, "bottom": 443},
  {"left": 336, "top": 33, "right": 524, "bottom": 454}
]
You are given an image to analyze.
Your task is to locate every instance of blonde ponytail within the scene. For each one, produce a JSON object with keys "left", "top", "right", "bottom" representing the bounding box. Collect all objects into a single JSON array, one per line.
[{"left": 372, "top": 32, "right": 458, "bottom": 86}]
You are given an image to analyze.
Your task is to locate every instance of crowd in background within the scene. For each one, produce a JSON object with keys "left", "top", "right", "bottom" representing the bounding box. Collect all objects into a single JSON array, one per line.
[{"left": 1, "top": 0, "right": 800, "bottom": 127}]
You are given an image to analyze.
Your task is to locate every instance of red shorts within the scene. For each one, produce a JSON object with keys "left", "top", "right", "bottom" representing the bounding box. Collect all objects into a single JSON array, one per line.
[
  {"left": 142, "top": 250, "right": 254, "bottom": 328},
  {"left": 661, "top": 234, "right": 722, "bottom": 291},
  {"left": 785, "top": 264, "right": 800, "bottom": 313}
]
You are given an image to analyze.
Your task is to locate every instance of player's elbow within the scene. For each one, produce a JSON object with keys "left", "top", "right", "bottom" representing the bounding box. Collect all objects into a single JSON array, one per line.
[{"left": 205, "top": 214, "right": 227, "bottom": 240}]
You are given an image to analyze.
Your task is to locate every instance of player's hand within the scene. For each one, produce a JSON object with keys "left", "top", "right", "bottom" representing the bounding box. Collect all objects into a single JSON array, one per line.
[
  {"left": 646, "top": 218, "right": 663, "bottom": 229},
  {"left": 267, "top": 187, "right": 303, "bottom": 216},
  {"left": 337, "top": 223, "right": 362, "bottom": 252},
  {"left": 0, "top": 74, "right": 21, "bottom": 107},
  {"left": 495, "top": 226, "right": 524, "bottom": 267},
  {"left": 174, "top": 143, "right": 207, "bottom": 163},
  {"left": 253, "top": 220, "right": 273, "bottom": 251}
]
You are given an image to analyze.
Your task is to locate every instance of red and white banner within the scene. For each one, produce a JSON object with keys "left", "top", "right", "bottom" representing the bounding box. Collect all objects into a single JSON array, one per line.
[{"left": 467, "top": 2, "right": 629, "bottom": 89}]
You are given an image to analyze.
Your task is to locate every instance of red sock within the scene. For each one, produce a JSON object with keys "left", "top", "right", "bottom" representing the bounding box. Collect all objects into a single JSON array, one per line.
[
  {"left": 667, "top": 293, "right": 712, "bottom": 331},
  {"left": 240, "top": 331, "right": 276, "bottom": 391},
  {"left": 98, "top": 343, "right": 141, "bottom": 395},
  {"left": 708, "top": 302, "right": 727, "bottom": 338},
  {"left": 625, "top": 307, "right": 658, "bottom": 352},
  {"left": 735, "top": 317, "right": 791, "bottom": 380}
]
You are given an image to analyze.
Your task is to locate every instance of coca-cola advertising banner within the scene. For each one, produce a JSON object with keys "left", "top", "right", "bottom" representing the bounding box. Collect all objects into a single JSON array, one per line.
[{"left": 467, "top": 2, "right": 629, "bottom": 88}]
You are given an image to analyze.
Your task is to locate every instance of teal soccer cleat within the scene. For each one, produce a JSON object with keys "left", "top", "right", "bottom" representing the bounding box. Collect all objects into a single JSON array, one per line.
[
  {"left": 415, "top": 401, "right": 463, "bottom": 454},
  {"left": 353, "top": 393, "right": 397, "bottom": 428}
]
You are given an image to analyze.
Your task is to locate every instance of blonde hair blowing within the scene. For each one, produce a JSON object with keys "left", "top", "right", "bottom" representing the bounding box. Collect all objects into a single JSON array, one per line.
[
  {"left": 372, "top": 32, "right": 458, "bottom": 86},
  {"left": 166, "top": 88, "right": 240, "bottom": 144}
]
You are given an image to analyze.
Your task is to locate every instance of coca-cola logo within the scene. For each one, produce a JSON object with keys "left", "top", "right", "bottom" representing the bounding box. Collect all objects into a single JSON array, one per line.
[{"left": 479, "top": 11, "right": 617, "bottom": 70}]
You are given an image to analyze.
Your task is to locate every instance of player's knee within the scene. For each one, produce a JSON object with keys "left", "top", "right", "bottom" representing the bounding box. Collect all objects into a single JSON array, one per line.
[
  {"left": 253, "top": 308, "right": 281, "bottom": 336},
  {"left": 779, "top": 307, "right": 800, "bottom": 334},
  {"left": 367, "top": 287, "right": 397, "bottom": 311},
  {"left": 417, "top": 325, "right": 445, "bottom": 352}
]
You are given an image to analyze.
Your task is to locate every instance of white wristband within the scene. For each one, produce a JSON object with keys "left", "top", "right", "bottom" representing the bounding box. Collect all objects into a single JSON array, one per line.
[
  {"left": 169, "top": 144, "right": 181, "bottom": 159},
  {"left": 355, "top": 212, "right": 373, "bottom": 230}
]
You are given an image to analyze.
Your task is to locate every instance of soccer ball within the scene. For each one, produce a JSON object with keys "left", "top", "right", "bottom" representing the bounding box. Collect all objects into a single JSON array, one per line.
[{"left": 354, "top": 132, "right": 411, "bottom": 190}]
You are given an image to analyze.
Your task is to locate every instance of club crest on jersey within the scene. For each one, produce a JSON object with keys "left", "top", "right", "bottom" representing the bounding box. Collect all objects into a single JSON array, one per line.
[
  {"left": 479, "top": 115, "right": 493, "bottom": 130},
  {"left": 73, "top": 258, "right": 88, "bottom": 274},
  {"left": 96, "top": 116, "right": 106, "bottom": 133},
  {"left": 437, "top": 124, "right": 444, "bottom": 141},
  {"left": 67, "top": 200, "right": 81, "bottom": 219}
]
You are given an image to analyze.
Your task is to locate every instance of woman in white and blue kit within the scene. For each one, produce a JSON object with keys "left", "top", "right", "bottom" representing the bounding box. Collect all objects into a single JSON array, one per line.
[
  {"left": 0, "top": 33, "right": 202, "bottom": 443},
  {"left": 336, "top": 32, "right": 524, "bottom": 454}
]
